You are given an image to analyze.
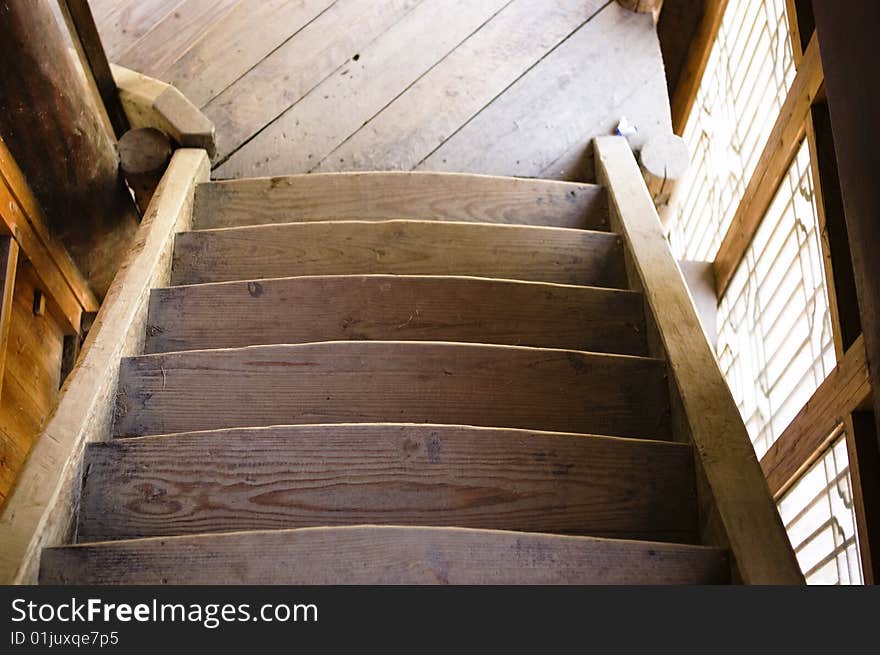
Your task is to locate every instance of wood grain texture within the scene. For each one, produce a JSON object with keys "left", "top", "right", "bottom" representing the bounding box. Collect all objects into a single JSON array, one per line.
[
  {"left": 116, "top": 0, "right": 240, "bottom": 78},
  {"left": 94, "top": 0, "right": 183, "bottom": 60},
  {"left": 193, "top": 172, "right": 607, "bottom": 230},
  {"left": 114, "top": 341, "right": 670, "bottom": 438},
  {"left": 0, "top": 150, "right": 209, "bottom": 584},
  {"left": 41, "top": 525, "right": 727, "bottom": 584},
  {"left": 215, "top": 0, "right": 510, "bottom": 177},
  {"left": 205, "top": 0, "right": 420, "bottom": 161},
  {"left": 0, "top": 236, "right": 19, "bottom": 399},
  {"left": 78, "top": 423, "right": 696, "bottom": 542},
  {"left": 312, "top": 0, "right": 607, "bottom": 173},
  {"left": 761, "top": 335, "right": 871, "bottom": 497},
  {"left": 0, "top": 263, "right": 65, "bottom": 508},
  {"left": 172, "top": 220, "right": 625, "bottom": 287},
  {"left": 146, "top": 274, "right": 646, "bottom": 355},
  {"left": 418, "top": 3, "right": 671, "bottom": 182},
  {"left": 163, "top": 0, "right": 339, "bottom": 109},
  {"left": 595, "top": 136, "right": 803, "bottom": 584}
]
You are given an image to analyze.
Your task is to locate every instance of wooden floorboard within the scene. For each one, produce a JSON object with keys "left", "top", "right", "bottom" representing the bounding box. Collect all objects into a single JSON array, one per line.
[
  {"left": 92, "top": 0, "right": 671, "bottom": 181},
  {"left": 145, "top": 275, "right": 647, "bottom": 354},
  {"left": 113, "top": 341, "right": 671, "bottom": 438},
  {"left": 170, "top": 220, "right": 627, "bottom": 287},
  {"left": 205, "top": 0, "right": 421, "bottom": 162},
  {"left": 214, "top": 0, "right": 511, "bottom": 177},
  {"left": 77, "top": 424, "right": 696, "bottom": 542},
  {"left": 41, "top": 526, "right": 728, "bottom": 585}
]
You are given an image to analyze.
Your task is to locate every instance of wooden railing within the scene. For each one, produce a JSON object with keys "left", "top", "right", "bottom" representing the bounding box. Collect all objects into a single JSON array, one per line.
[
  {"left": 595, "top": 135, "right": 804, "bottom": 583},
  {"left": 0, "top": 149, "right": 209, "bottom": 584}
]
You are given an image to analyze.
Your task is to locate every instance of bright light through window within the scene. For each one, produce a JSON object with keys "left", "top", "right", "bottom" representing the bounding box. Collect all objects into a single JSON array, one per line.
[{"left": 778, "top": 436, "right": 863, "bottom": 584}]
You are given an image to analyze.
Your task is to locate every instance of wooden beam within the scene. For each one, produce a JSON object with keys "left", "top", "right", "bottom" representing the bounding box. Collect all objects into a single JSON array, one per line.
[
  {"left": 670, "top": 0, "right": 728, "bottom": 134},
  {"left": 0, "top": 138, "right": 98, "bottom": 314},
  {"left": 0, "top": 0, "right": 139, "bottom": 299},
  {"left": 713, "top": 33, "right": 824, "bottom": 298},
  {"left": 0, "top": 236, "right": 19, "bottom": 401},
  {"left": 761, "top": 335, "right": 871, "bottom": 497},
  {"left": 595, "top": 135, "right": 803, "bottom": 584},
  {"left": 55, "top": 0, "right": 129, "bottom": 138},
  {"left": 0, "top": 149, "right": 209, "bottom": 585}
]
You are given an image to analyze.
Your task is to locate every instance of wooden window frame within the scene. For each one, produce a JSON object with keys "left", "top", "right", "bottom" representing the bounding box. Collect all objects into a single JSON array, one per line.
[{"left": 670, "top": 0, "right": 878, "bottom": 583}]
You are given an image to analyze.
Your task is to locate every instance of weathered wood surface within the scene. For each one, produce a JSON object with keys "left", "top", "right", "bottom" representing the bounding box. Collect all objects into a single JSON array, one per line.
[
  {"left": 0, "top": 0, "right": 139, "bottom": 299},
  {"left": 115, "top": 0, "right": 240, "bottom": 79},
  {"left": 0, "top": 236, "right": 19, "bottom": 399},
  {"left": 0, "top": 150, "right": 209, "bottom": 585},
  {"left": 309, "top": 0, "right": 608, "bottom": 174},
  {"left": 114, "top": 341, "right": 670, "bottom": 439},
  {"left": 193, "top": 173, "right": 607, "bottom": 230},
  {"left": 596, "top": 136, "right": 803, "bottom": 584},
  {"left": 415, "top": 3, "right": 671, "bottom": 182},
  {"left": 164, "top": 0, "right": 339, "bottom": 109},
  {"left": 214, "top": 0, "right": 511, "bottom": 176},
  {"left": 172, "top": 220, "right": 626, "bottom": 287},
  {"left": 146, "top": 275, "right": 647, "bottom": 355},
  {"left": 78, "top": 423, "right": 696, "bottom": 542},
  {"left": 41, "top": 526, "right": 728, "bottom": 585}
]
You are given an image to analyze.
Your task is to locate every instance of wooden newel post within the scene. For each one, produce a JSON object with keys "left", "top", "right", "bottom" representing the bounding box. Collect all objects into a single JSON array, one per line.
[
  {"left": 0, "top": 0, "right": 139, "bottom": 300},
  {"left": 617, "top": 0, "right": 664, "bottom": 23}
]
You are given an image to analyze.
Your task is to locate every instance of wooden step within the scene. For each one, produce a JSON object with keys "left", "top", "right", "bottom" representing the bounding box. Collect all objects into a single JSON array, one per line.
[
  {"left": 146, "top": 275, "right": 647, "bottom": 355},
  {"left": 77, "top": 423, "right": 695, "bottom": 542},
  {"left": 41, "top": 526, "right": 727, "bottom": 585},
  {"left": 193, "top": 172, "right": 608, "bottom": 230},
  {"left": 114, "top": 341, "right": 670, "bottom": 438},
  {"left": 171, "top": 220, "right": 626, "bottom": 287}
]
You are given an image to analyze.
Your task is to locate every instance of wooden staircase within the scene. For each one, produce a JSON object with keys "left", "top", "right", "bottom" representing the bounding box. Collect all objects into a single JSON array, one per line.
[{"left": 23, "top": 140, "right": 802, "bottom": 584}]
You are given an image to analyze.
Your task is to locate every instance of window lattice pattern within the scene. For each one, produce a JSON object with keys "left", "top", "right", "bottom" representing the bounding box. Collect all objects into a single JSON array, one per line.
[
  {"left": 716, "top": 141, "right": 835, "bottom": 459},
  {"left": 665, "top": 0, "right": 795, "bottom": 262},
  {"left": 778, "top": 436, "right": 863, "bottom": 584}
]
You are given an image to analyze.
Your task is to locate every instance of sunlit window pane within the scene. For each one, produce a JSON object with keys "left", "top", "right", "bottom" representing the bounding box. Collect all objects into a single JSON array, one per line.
[
  {"left": 778, "top": 436, "right": 863, "bottom": 584},
  {"left": 665, "top": 0, "right": 795, "bottom": 261}
]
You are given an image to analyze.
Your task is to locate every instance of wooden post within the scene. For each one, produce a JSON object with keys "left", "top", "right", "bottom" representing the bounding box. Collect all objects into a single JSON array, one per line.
[
  {"left": 617, "top": 0, "right": 664, "bottom": 22},
  {"left": 0, "top": 0, "right": 139, "bottom": 300},
  {"left": 811, "top": 2, "right": 880, "bottom": 443}
]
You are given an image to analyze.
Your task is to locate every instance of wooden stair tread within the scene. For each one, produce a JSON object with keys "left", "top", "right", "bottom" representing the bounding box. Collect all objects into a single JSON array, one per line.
[
  {"left": 170, "top": 219, "right": 626, "bottom": 287},
  {"left": 114, "top": 341, "right": 671, "bottom": 439},
  {"left": 41, "top": 526, "right": 727, "bottom": 585},
  {"left": 193, "top": 172, "right": 608, "bottom": 230},
  {"left": 77, "top": 423, "right": 695, "bottom": 542},
  {"left": 146, "top": 274, "right": 647, "bottom": 355}
]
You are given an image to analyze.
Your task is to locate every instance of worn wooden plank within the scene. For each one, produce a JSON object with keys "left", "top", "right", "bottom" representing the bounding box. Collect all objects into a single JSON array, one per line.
[
  {"left": 194, "top": 173, "right": 607, "bottom": 230},
  {"left": 418, "top": 3, "right": 671, "bottom": 182},
  {"left": 114, "top": 341, "right": 670, "bottom": 439},
  {"left": 79, "top": 423, "right": 696, "bottom": 542},
  {"left": 41, "top": 525, "right": 727, "bottom": 585},
  {"left": 312, "top": 0, "right": 607, "bottom": 173},
  {"left": 94, "top": 0, "right": 183, "bottom": 61},
  {"left": 163, "top": 0, "right": 338, "bottom": 109},
  {"left": 116, "top": 0, "right": 240, "bottom": 78},
  {"left": 761, "top": 335, "right": 870, "bottom": 497},
  {"left": 713, "top": 34, "right": 823, "bottom": 297},
  {"left": 0, "top": 150, "right": 209, "bottom": 584},
  {"left": 216, "top": 0, "right": 509, "bottom": 177},
  {"left": 146, "top": 275, "right": 646, "bottom": 355},
  {"left": 172, "top": 220, "right": 626, "bottom": 287},
  {"left": 205, "top": 0, "right": 418, "bottom": 161},
  {"left": 595, "top": 136, "right": 803, "bottom": 584},
  {"left": 0, "top": 236, "right": 19, "bottom": 400}
]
